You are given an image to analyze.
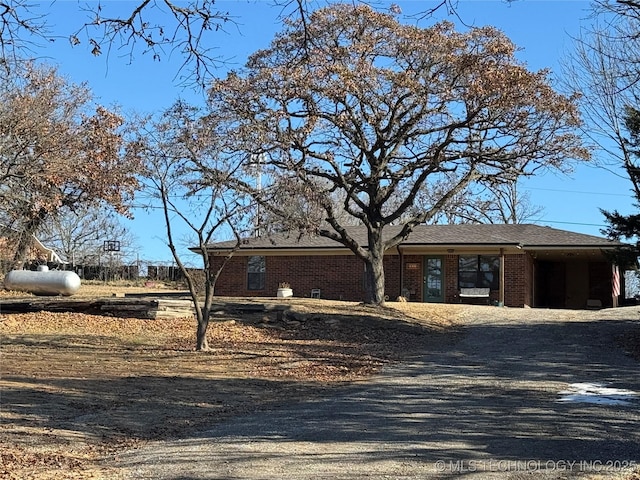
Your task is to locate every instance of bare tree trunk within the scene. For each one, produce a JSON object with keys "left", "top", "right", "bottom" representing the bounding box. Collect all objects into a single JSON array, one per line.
[
  {"left": 195, "top": 286, "right": 214, "bottom": 351},
  {"left": 364, "top": 229, "right": 386, "bottom": 305},
  {"left": 364, "top": 257, "right": 386, "bottom": 305},
  {"left": 196, "top": 316, "right": 210, "bottom": 351}
]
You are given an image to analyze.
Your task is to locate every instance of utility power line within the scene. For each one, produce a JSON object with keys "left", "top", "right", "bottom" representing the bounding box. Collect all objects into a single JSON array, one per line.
[
  {"left": 523, "top": 186, "right": 633, "bottom": 198},
  {"left": 536, "top": 219, "right": 607, "bottom": 228}
]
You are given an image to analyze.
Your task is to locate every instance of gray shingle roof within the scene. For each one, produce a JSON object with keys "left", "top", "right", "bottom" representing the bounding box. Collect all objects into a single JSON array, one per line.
[{"left": 204, "top": 224, "right": 624, "bottom": 251}]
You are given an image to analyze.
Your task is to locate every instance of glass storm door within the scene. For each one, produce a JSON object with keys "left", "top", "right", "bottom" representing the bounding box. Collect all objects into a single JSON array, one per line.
[{"left": 423, "top": 256, "right": 444, "bottom": 303}]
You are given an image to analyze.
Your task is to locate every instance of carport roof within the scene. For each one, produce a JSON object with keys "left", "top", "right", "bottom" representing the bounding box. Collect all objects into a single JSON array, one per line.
[{"left": 203, "top": 224, "right": 625, "bottom": 252}]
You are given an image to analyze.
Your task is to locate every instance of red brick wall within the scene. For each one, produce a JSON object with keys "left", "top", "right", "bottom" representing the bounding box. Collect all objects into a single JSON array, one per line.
[
  {"left": 402, "top": 255, "right": 423, "bottom": 301},
  {"left": 211, "top": 254, "right": 403, "bottom": 301},
  {"left": 210, "top": 255, "right": 246, "bottom": 295},
  {"left": 384, "top": 255, "right": 402, "bottom": 300},
  {"left": 504, "top": 254, "right": 530, "bottom": 307},
  {"left": 211, "top": 251, "right": 538, "bottom": 308},
  {"left": 444, "top": 254, "right": 459, "bottom": 303}
]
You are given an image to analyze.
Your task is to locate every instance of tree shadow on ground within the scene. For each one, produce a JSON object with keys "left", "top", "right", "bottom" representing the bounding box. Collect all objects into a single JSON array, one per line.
[
  {"left": 112, "top": 316, "right": 640, "bottom": 478},
  {"left": 0, "top": 306, "right": 442, "bottom": 450},
  {"left": 3, "top": 308, "right": 640, "bottom": 478}
]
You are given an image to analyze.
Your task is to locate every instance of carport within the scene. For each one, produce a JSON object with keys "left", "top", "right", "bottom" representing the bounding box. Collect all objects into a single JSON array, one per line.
[{"left": 531, "top": 249, "right": 619, "bottom": 309}]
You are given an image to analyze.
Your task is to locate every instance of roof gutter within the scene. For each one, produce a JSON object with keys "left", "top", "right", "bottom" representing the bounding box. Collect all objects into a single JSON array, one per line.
[{"left": 521, "top": 245, "right": 623, "bottom": 251}]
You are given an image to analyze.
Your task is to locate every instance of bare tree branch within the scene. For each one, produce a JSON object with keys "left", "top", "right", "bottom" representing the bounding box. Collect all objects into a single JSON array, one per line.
[
  {"left": 70, "top": 0, "right": 237, "bottom": 88},
  {"left": 0, "top": 0, "right": 49, "bottom": 70}
]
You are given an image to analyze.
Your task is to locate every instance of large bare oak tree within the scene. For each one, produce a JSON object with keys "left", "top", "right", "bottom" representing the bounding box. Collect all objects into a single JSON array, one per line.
[{"left": 210, "top": 4, "right": 589, "bottom": 305}]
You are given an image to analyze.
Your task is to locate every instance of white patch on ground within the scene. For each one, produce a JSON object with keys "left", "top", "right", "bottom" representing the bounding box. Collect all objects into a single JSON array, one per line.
[{"left": 557, "top": 382, "right": 639, "bottom": 406}]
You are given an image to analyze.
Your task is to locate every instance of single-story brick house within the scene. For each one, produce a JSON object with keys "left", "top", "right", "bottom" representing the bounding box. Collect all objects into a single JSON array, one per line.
[{"left": 205, "top": 224, "right": 627, "bottom": 309}]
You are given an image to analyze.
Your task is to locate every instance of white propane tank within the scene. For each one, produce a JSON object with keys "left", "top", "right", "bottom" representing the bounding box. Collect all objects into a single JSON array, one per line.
[{"left": 4, "top": 267, "right": 81, "bottom": 296}]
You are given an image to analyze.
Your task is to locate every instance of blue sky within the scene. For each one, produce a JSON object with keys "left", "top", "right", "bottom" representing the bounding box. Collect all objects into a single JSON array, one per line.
[{"left": 36, "top": 0, "right": 635, "bottom": 264}]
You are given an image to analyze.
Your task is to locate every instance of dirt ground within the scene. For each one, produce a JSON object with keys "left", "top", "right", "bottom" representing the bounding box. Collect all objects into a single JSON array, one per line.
[
  {"left": 1, "top": 283, "right": 639, "bottom": 479},
  {"left": 0, "top": 283, "right": 460, "bottom": 479}
]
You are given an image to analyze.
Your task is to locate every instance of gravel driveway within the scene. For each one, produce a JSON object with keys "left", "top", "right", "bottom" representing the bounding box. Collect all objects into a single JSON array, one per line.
[{"left": 111, "top": 306, "right": 640, "bottom": 479}]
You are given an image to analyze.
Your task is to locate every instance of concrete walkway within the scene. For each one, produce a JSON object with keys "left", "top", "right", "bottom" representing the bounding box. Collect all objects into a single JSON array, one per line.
[{"left": 113, "top": 310, "right": 640, "bottom": 479}]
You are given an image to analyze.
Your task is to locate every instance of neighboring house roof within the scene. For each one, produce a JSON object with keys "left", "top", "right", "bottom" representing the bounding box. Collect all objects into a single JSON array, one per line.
[
  {"left": 203, "top": 224, "right": 625, "bottom": 253},
  {"left": 0, "top": 224, "right": 65, "bottom": 263},
  {"left": 31, "top": 236, "right": 65, "bottom": 263}
]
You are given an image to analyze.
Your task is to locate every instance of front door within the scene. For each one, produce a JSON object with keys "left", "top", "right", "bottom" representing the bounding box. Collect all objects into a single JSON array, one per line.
[{"left": 423, "top": 256, "right": 444, "bottom": 303}]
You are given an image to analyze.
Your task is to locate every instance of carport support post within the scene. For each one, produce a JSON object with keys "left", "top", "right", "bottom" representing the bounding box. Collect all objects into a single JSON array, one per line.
[
  {"left": 612, "top": 264, "right": 620, "bottom": 308},
  {"left": 499, "top": 248, "right": 505, "bottom": 307}
]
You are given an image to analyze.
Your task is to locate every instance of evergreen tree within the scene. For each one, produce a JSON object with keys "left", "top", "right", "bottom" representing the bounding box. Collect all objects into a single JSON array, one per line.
[{"left": 602, "top": 106, "right": 640, "bottom": 268}]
